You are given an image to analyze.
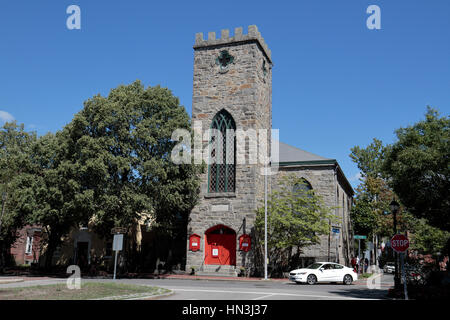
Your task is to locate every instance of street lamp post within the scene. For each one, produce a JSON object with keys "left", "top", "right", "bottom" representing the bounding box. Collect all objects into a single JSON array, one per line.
[
  {"left": 389, "top": 199, "right": 400, "bottom": 290},
  {"left": 264, "top": 165, "right": 268, "bottom": 280}
]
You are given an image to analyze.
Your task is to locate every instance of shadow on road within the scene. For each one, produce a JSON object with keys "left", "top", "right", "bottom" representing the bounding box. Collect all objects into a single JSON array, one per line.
[{"left": 328, "top": 287, "right": 390, "bottom": 300}]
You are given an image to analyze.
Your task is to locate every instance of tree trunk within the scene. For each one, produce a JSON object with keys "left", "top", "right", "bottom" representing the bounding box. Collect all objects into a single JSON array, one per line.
[{"left": 45, "top": 232, "right": 60, "bottom": 271}]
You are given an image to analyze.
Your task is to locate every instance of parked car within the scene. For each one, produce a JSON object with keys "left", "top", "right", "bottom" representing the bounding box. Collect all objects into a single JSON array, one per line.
[
  {"left": 289, "top": 262, "right": 358, "bottom": 285},
  {"left": 383, "top": 262, "right": 395, "bottom": 274}
]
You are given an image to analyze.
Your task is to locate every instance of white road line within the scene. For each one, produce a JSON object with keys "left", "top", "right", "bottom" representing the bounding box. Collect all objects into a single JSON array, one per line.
[
  {"left": 252, "top": 294, "right": 274, "bottom": 300},
  {"left": 168, "top": 288, "right": 367, "bottom": 300}
]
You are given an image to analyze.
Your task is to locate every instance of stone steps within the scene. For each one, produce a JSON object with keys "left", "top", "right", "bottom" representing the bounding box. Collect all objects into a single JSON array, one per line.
[{"left": 197, "top": 265, "right": 238, "bottom": 277}]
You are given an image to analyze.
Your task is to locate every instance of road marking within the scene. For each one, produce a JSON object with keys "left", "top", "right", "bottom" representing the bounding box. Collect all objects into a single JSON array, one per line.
[
  {"left": 253, "top": 294, "right": 274, "bottom": 300},
  {"left": 167, "top": 288, "right": 369, "bottom": 300}
]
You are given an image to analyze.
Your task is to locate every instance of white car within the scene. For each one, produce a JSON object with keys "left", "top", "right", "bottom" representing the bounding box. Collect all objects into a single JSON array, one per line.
[
  {"left": 289, "top": 262, "right": 358, "bottom": 285},
  {"left": 383, "top": 262, "right": 395, "bottom": 274}
]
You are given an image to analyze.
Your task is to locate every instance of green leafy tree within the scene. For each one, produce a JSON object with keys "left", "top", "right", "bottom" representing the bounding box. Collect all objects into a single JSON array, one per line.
[
  {"left": 349, "top": 139, "right": 406, "bottom": 259},
  {"left": 66, "top": 81, "right": 201, "bottom": 257},
  {"left": 350, "top": 138, "right": 386, "bottom": 179},
  {"left": 0, "top": 121, "right": 37, "bottom": 269},
  {"left": 16, "top": 131, "right": 86, "bottom": 269},
  {"left": 350, "top": 195, "right": 377, "bottom": 237},
  {"left": 383, "top": 107, "right": 450, "bottom": 231},
  {"left": 350, "top": 140, "right": 400, "bottom": 237},
  {"left": 403, "top": 212, "right": 450, "bottom": 255},
  {"left": 255, "top": 175, "right": 337, "bottom": 277}
]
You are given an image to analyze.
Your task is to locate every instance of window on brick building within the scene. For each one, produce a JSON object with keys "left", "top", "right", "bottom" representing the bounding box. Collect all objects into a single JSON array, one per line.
[
  {"left": 25, "top": 236, "right": 33, "bottom": 254},
  {"left": 208, "top": 109, "right": 236, "bottom": 193}
]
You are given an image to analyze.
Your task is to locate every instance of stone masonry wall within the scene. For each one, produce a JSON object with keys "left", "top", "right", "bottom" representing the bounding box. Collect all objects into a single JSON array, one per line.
[
  {"left": 187, "top": 26, "right": 272, "bottom": 271},
  {"left": 273, "top": 165, "right": 353, "bottom": 266}
]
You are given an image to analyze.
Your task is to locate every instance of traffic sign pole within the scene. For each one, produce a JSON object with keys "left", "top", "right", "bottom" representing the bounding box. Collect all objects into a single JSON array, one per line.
[
  {"left": 113, "top": 250, "right": 118, "bottom": 280},
  {"left": 401, "top": 252, "right": 408, "bottom": 300},
  {"left": 353, "top": 235, "right": 366, "bottom": 274},
  {"left": 112, "top": 232, "right": 124, "bottom": 280},
  {"left": 358, "top": 239, "right": 361, "bottom": 274},
  {"left": 391, "top": 234, "right": 409, "bottom": 299}
]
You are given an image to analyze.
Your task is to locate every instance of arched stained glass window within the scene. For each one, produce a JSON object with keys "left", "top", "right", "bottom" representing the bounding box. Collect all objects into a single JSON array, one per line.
[{"left": 208, "top": 109, "right": 236, "bottom": 193}]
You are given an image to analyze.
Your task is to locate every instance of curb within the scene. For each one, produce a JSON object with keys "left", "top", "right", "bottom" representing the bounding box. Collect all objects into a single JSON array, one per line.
[
  {"left": 92, "top": 289, "right": 174, "bottom": 300},
  {"left": 0, "top": 278, "right": 24, "bottom": 284},
  {"left": 132, "top": 291, "right": 175, "bottom": 300},
  {"left": 159, "top": 275, "right": 288, "bottom": 282}
]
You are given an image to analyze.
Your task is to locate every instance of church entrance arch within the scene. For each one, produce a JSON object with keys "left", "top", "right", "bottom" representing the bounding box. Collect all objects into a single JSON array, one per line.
[{"left": 204, "top": 225, "right": 236, "bottom": 266}]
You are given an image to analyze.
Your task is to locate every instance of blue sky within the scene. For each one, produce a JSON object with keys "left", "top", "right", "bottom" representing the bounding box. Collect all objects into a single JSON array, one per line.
[{"left": 0, "top": 0, "right": 449, "bottom": 189}]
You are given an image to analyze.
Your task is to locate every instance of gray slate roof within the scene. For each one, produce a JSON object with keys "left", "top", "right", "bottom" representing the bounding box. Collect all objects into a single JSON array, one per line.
[{"left": 278, "top": 142, "right": 333, "bottom": 163}]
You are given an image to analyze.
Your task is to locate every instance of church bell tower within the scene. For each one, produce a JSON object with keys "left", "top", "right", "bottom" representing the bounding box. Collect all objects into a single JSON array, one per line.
[{"left": 186, "top": 25, "right": 272, "bottom": 275}]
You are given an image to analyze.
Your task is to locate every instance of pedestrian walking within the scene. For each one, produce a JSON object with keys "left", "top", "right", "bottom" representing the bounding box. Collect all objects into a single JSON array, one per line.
[
  {"left": 364, "top": 258, "right": 369, "bottom": 273},
  {"left": 351, "top": 256, "right": 357, "bottom": 271}
]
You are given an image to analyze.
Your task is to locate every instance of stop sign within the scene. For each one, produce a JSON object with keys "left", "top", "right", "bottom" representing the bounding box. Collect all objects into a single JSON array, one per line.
[{"left": 391, "top": 234, "right": 409, "bottom": 253}]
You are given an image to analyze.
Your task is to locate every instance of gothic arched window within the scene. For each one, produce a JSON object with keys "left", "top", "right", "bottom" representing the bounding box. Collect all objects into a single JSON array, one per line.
[
  {"left": 293, "top": 178, "right": 313, "bottom": 196},
  {"left": 208, "top": 109, "right": 236, "bottom": 193}
]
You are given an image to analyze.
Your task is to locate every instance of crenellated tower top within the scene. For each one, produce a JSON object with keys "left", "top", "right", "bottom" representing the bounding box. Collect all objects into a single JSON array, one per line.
[{"left": 194, "top": 25, "right": 272, "bottom": 63}]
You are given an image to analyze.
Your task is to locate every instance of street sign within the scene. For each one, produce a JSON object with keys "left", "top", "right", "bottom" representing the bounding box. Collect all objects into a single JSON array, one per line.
[
  {"left": 113, "top": 234, "right": 123, "bottom": 251},
  {"left": 332, "top": 228, "right": 340, "bottom": 234},
  {"left": 353, "top": 235, "right": 367, "bottom": 239},
  {"left": 391, "top": 234, "right": 409, "bottom": 253},
  {"left": 112, "top": 233, "right": 124, "bottom": 280}
]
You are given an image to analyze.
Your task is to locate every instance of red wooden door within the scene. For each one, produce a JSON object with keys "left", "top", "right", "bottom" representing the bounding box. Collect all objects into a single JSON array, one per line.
[{"left": 205, "top": 234, "right": 236, "bottom": 265}]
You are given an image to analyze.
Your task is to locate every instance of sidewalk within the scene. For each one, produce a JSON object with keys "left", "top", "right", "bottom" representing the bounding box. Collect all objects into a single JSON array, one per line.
[
  {"left": 159, "top": 274, "right": 288, "bottom": 282},
  {"left": 0, "top": 277, "right": 24, "bottom": 284},
  {"left": 0, "top": 273, "right": 288, "bottom": 283}
]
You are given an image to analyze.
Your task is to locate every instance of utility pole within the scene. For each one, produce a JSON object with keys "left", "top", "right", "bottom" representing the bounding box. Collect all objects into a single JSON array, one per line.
[{"left": 264, "top": 165, "right": 268, "bottom": 280}]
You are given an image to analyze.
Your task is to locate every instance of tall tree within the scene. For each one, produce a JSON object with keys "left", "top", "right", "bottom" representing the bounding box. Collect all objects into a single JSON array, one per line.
[
  {"left": 255, "top": 175, "right": 337, "bottom": 277},
  {"left": 17, "top": 131, "right": 86, "bottom": 269},
  {"left": 383, "top": 107, "right": 450, "bottom": 231},
  {"left": 350, "top": 139, "right": 400, "bottom": 237},
  {"left": 66, "top": 80, "right": 201, "bottom": 248},
  {"left": 0, "top": 122, "right": 37, "bottom": 269}
]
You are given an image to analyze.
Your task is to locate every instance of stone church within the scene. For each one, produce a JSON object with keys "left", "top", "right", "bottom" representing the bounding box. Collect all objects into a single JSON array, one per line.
[
  {"left": 9, "top": 25, "right": 353, "bottom": 276},
  {"left": 186, "top": 25, "right": 354, "bottom": 276}
]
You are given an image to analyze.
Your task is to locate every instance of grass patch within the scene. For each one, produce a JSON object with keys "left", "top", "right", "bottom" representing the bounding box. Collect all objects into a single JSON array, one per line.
[{"left": 0, "top": 282, "right": 170, "bottom": 300}]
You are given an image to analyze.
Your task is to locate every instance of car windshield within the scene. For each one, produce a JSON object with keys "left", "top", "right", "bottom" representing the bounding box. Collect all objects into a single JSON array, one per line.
[{"left": 305, "top": 263, "right": 322, "bottom": 269}]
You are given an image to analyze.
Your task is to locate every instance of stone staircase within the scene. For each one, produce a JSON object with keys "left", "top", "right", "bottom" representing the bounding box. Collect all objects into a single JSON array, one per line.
[{"left": 196, "top": 265, "right": 238, "bottom": 277}]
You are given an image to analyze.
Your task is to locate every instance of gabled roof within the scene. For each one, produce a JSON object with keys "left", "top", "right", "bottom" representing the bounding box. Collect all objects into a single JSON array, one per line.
[
  {"left": 278, "top": 142, "right": 332, "bottom": 163},
  {"left": 275, "top": 142, "right": 354, "bottom": 196}
]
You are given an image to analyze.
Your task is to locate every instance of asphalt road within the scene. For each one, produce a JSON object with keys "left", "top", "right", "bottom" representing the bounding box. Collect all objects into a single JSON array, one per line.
[{"left": 0, "top": 274, "right": 394, "bottom": 300}]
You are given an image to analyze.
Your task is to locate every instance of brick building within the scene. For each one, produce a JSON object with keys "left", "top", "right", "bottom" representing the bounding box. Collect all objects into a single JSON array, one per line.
[{"left": 10, "top": 225, "right": 42, "bottom": 265}]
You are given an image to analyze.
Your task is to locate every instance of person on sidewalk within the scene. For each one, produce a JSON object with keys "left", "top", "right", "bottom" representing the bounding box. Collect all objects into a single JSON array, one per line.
[{"left": 351, "top": 256, "right": 357, "bottom": 271}]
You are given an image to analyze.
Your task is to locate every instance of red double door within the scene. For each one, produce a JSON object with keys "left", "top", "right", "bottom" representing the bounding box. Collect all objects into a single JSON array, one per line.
[{"left": 205, "top": 233, "right": 236, "bottom": 266}]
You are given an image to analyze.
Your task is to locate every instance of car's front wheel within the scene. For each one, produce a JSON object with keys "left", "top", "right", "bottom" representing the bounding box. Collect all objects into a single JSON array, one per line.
[
  {"left": 306, "top": 274, "right": 317, "bottom": 285},
  {"left": 343, "top": 274, "right": 353, "bottom": 285}
]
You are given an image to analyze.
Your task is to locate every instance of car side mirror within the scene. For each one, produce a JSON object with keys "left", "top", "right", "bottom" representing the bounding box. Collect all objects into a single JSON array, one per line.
[{"left": 319, "top": 268, "right": 323, "bottom": 272}]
